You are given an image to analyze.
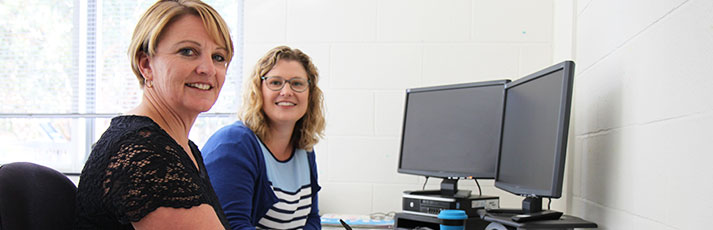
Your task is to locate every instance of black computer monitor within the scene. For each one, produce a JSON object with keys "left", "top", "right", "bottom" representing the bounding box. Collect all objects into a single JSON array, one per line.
[
  {"left": 398, "top": 80, "right": 508, "bottom": 197},
  {"left": 494, "top": 61, "right": 575, "bottom": 215}
]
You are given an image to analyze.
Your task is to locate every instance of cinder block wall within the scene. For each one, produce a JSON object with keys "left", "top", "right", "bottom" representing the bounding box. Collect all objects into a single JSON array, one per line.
[
  {"left": 570, "top": 0, "right": 713, "bottom": 229},
  {"left": 242, "top": 0, "right": 558, "bottom": 215}
]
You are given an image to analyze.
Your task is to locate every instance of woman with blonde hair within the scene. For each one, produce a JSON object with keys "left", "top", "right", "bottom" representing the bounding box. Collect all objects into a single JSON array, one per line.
[
  {"left": 203, "top": 45, "right": 325, "bottom": 229},
  {"left": 76, "top": 0, "right": 233, "bottom": 229}
]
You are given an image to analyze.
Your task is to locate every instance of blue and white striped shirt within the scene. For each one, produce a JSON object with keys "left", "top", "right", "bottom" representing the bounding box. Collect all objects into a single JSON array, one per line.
[{"left": 257, "top": 139, "right": 312, "bottom": 230}]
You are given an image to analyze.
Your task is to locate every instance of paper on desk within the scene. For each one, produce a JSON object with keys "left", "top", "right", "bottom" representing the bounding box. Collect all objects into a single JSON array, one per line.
[{"left": 320, "top": 213, "right": 393, "bottom": 229}]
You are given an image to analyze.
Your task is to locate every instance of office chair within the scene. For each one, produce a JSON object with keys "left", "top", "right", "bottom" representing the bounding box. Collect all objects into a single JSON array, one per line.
[{"left": 0, "top": 162, "right": 77, "bottom": 230}]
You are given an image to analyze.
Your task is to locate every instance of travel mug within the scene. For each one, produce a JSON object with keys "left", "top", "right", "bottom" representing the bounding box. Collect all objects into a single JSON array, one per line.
[{"left": 438, "top": 209, "right": 467, "bottom": 230}]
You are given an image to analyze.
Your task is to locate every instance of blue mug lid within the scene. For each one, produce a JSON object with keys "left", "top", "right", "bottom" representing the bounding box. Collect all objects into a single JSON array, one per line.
[{"left": 438, "top": 209, "right": 467, "bottom": 220}]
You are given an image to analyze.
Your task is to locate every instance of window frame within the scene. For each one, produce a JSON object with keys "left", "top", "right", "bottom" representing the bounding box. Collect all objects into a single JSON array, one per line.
[{"left": 0, "top": 0, "right": 244, "bottom": 174}]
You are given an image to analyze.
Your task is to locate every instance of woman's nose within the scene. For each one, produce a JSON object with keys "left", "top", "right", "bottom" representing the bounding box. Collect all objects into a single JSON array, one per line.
[
  {"left": 196, "top": 55, "right": 217, "bottom": 76},
  {"left": 279, "top": 82, "right": 295, "bottom": 96}
]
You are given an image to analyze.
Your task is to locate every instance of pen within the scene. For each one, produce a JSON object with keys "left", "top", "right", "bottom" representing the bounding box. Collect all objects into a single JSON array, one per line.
[{"left": 339, "top": 219, "right": 353, "bottom": 230}]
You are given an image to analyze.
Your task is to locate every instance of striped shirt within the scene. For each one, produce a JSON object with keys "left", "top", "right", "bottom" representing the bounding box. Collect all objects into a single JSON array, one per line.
[{"left": 257, "top": 139, "right": 312, "bottom": 230}]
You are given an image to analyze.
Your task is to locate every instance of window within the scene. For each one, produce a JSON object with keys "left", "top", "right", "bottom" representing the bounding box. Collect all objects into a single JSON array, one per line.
[{"left": 0, "top": 0, "right": 243, "bottom": 174}]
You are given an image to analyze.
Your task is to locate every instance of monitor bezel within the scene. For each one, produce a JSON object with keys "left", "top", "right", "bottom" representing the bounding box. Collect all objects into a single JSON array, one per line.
[
  {"left": 397, "top": 79, "right": 510, "bottom": 179},
  {"left": 493, "top": 60, "right": 575, "bottom": 198}
]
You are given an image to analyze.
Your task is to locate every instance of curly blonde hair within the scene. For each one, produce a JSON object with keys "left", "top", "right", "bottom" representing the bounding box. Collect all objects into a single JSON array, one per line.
[{"left": 240, "top": 46, "right": 325, "bottom": 151}]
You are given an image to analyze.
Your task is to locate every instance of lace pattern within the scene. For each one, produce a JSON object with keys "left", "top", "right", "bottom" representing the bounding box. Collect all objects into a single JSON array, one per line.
[{"left": 76, "top": 116, "right": 216, "bottom": 228}]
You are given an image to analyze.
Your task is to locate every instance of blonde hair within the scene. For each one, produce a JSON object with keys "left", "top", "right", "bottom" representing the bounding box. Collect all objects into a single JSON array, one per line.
[
  {"left": 128, "top": 0, "right": 234, "bottom": 87},
  {"left": 240, "top": 46, "right": 325, "bottom": 151}
]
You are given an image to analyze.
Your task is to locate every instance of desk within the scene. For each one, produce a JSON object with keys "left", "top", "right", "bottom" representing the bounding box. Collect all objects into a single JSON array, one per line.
[
  {"left": 394, "top": 212, "right": 490, "bottom": 230},
  {"left": 321, "top": 213, "right": 393, "bottom": 229},
  {"left": 478, "top": 210, "right": 597, "bottom": 230},
  {"left": 392, "top": 211, "right": 597, "bottom": 230},
  {"left": 323, "top": 227, "right": 388, "bottom": 230}
]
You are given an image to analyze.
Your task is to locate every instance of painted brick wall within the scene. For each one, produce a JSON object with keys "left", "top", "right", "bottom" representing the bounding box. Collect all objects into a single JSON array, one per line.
[
  {"left": 571, "top": 0, "right": 713, "bottom": 229},
  {"left": 242, "top": 0, "right": 556, "bottom": 215}
]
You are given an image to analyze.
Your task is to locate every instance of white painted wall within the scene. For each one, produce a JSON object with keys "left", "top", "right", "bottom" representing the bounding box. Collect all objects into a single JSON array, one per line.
[
  {"left": 242, "top": 0, "right": 558, "bottom": 216},
  {"left": 246, "top": 1, "right": 713, "bottom": 228},
  {"left": 570, "top": 0, "right": 713, "bottom": 229}
]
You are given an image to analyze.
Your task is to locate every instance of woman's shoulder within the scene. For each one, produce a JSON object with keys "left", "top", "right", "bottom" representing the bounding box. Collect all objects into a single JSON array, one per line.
[
  {"left": 208, "top": 121, "right": 256, "bottom": 142},
  {"left": 86, "top": 115, "right": 186, "bottom": 176},
  {"left": 114, "top": 116, "right": 171, "bottom": 145},
  {"left": 202, "top": 121, "right": 260, "bottom": 154},
  {"left": 99, "top": 115, "right": 163, "bottom": 139},
  {"left": 88, "top": 116, "right": 160, "bottom": 156},
  {"left": 111, "top": 115, "right": 159, "bottom": 129}
]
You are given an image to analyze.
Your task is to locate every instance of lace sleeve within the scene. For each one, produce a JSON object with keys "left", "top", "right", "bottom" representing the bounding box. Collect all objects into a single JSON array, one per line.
[{"left": 101, "top": 130, "right": 208, "bottom": 223}]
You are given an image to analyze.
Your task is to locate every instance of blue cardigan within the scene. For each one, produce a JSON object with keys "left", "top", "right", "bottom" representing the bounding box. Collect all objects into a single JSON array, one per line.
[{"left": 202, "top": 122, "right": 321, "bottom": 230}]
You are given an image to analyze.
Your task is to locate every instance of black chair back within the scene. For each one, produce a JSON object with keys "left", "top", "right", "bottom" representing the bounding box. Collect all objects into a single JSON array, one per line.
[{"left": 0, "top": 162, "right": 77, "bottom": 230}]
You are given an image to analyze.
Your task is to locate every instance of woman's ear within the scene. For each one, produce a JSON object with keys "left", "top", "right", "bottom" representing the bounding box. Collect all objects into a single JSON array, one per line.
[{"left": 138, "top": 52, "right": 152, "bottom": 81}]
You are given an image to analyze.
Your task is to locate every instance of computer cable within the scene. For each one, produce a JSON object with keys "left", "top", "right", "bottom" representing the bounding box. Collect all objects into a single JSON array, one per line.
[
  {"left": 472, "top": 178, "right": 482, "bottom": 196},
  {"left": 422, "top": 176, "right": 429, "bottom": 190}
]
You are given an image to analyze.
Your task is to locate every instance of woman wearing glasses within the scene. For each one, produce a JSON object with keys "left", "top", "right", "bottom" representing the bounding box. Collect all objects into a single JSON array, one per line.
[{"left": 202, "top": 46, "right": 325, "bottom": 230}]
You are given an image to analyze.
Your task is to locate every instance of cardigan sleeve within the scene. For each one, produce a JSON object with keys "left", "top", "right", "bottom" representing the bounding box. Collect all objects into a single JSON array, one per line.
[{"left": 203, "top": 128, "right": 261, "bottom": 230}]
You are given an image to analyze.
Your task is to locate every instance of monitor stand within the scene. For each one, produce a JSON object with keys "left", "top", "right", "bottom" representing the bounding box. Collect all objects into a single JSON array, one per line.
[
  {"left": 485, "top": 197, "right": 563, "bottom": 222},
  {"left": 402, "top": 178, "right": 499, "bottom": 217},
  {"left": 409, "top": 178, "right": 471, "bottom": 198},
  {"left": 439, "top": 178, "right": 471, "bottom": 198}
]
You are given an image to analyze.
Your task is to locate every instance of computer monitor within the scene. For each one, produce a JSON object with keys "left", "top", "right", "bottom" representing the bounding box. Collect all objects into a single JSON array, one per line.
[
  {"left": 398, "top": 80, "right": 509, "bottom": 197},
  {"left": 494, "top": 61, "right": 575, "bottom": 215}
]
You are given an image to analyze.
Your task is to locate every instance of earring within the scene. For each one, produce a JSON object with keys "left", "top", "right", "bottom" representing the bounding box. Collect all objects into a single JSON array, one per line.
[{"left": 145, "top": 79, "right": 153, "bottom": 88}]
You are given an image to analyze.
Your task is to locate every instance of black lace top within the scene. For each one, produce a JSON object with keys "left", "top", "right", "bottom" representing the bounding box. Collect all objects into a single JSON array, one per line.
[{"left": 76, "top": 115, "right": 228, "bottom": 229}]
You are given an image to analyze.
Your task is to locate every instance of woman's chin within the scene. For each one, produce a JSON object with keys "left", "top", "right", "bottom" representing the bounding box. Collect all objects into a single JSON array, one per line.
[
  {"left": 186, "top": 102, "right": 217, "bottom": 114},
  {"left": 198, "top": 105, "right": 216, "bottom": 113}
]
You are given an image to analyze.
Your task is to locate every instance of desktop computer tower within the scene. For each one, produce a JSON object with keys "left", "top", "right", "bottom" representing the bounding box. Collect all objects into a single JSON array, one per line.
[{"left": 401, "top": 190, "right": 499, "bottom": 217}]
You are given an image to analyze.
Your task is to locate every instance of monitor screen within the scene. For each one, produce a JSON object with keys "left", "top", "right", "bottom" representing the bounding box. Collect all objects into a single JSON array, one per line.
[
  {"left": 494, "top": 61, "right": 575, "bottom": 198},
  {"left": 398, "top": 80, "right": 508, "bottom": 179}
]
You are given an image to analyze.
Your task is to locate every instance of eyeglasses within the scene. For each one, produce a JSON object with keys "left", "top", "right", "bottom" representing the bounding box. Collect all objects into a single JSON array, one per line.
[{"left": 261, "top": 76, "right": 310, "bottom": 92}]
